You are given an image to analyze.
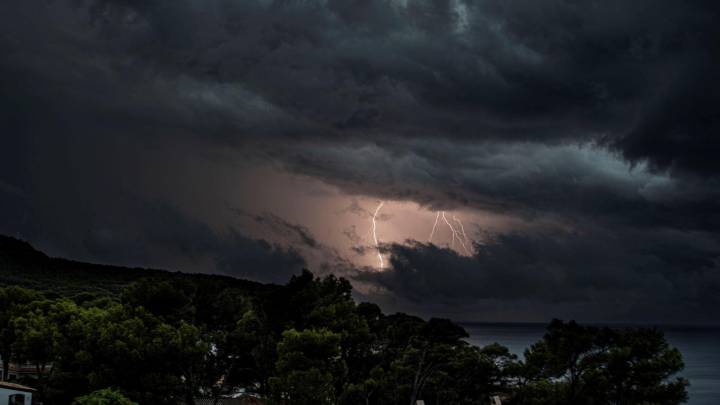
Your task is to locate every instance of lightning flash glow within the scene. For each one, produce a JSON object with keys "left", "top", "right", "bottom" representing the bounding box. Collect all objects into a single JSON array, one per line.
[
  {"left": 371, "top": 202, "right": 474, "bottom": 269},
  {"left": 441, "top": 212, "right": 457, "bottom": 247},
  {"left": 435, "top": 211, "right": 472, "bottom": 255},
  {"left": 453, "top": 215, "right": 472, "bottom": 255},
  {"left": 371, "top": 201, "right": 385, "bottom": 268},
  {"left": 428, "top": 211, "right": 441, "bottom": 242}
]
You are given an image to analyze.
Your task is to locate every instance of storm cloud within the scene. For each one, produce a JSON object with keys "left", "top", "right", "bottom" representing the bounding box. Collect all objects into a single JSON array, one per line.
[
  {"left": 356, "top": 226, "right": 720, "bottom": 322},
  {"left": 1, "top": 0, "right": 719, "bottom": 322}
]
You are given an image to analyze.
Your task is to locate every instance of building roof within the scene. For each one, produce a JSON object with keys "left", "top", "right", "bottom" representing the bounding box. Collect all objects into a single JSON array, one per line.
[{"left": 0, "top": 381, "right": 37, "bottom": 393}]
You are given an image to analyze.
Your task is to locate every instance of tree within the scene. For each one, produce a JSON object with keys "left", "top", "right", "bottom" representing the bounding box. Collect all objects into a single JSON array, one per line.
[
  {"left": 340, "top": 366, "right": 386, "bottom": 405},
  {"left": 590, "top": 328, "right": 688, "bottom": 405},
  {"left": 522, "top": 319, "right": 602, "bottom": 403},
  {"left": 269, "top": 328, "right": 345, "bottom": 405},
  {"left": 56, "top": 302, "right": 180, "bottom": 404},
  {"left": 388, "top": 318, "right": 469, "bottom": 405},
  {"left": 0, "top": 276, "right": 690, "bottom": 405},
  {"left": 208, "top": 307, "right": 271, "bottom": 397},
  {"left": 424, "top": 343, "right": 518, "bottom": 404},
  {"left": 72, "top": 388, "right": 137, "bottom": 405},
  {"left": 153, "top": 321, "right": 212, "bottom": 405},
  {"left": 120, "top": 279, "right": 194, "bottom": 324},
  {"left": 0, "top": 286, "right": 40, "bottom": 380},
  {"left": 513, "top": 320, "right": 688, "bottom": 405},
  {"left": 52, "top": 303, "right": 118, "bottom": 403},
  {"left": 11, "top": 299, "right": 74, "bottom": 399}
]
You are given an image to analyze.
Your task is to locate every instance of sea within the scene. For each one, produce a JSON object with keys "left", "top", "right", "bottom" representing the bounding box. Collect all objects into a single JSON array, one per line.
[{"left": 462, "top": 323, "right": 720, "bottom": 405}]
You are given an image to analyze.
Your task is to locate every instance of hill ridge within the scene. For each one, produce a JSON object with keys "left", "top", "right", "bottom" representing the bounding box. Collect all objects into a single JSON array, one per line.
[{"left": 0, "top": 234, "right": 271, "bottom": 296}]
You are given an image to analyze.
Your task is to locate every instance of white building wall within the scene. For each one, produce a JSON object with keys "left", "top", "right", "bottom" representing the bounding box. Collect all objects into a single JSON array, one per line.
[{"left": 0, "top": 388, "right": 33, "bottom": 405}]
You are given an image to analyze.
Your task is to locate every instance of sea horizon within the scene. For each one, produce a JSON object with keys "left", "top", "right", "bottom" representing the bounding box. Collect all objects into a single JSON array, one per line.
[{"left": 462, "top": 322, "right": 720, "bottom": 405}]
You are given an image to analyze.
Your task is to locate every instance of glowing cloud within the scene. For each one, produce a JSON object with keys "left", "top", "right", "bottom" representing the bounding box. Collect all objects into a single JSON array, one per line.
[
  {"left": 453, "top": 215, "right": 472, "bottom": 254},
  {"left": 371, "top": 201, "right": 385, "bottom": 268},
  {"left": 442, "top": 211, "right": 469, "bottom": 255},
  {"left": 428, "top": 211, "right": 441, "bottom": 242}
]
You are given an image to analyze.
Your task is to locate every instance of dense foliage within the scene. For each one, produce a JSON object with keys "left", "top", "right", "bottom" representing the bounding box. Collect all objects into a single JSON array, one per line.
[
  {"left": 0, "top": 236, "right": 688, "bottom": 404},
  {"left": 71, "top": 388, "right": 137, "bottom": 405},
  {"left": 0, "top": 272, "right": 688, "bottom": 405}
]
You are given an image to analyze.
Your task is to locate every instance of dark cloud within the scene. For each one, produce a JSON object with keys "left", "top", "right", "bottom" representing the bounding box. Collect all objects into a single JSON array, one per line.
[
  {"left": 241, "top": 211, "right": 319, "bottom": 248},
  {"left": 1, "top": 189, "right": 305, "bottom": 284},
  {"left": 357, "top": 227, "right": 720, "bottom": 323},
  {"left": 1, "top": 0, "right": 719, "bottom": 322},
  {"left": 214, "top": 229, "right": 306, "bottom": 284},
  {"left": 3, "top": 0, "right": 717, "bottom": 153},
  {"left": 80, "top": 201, "right": 306, "bottom": 283},
  {"left": 278, "top": 141, "right": 720, "bottom": 232}
]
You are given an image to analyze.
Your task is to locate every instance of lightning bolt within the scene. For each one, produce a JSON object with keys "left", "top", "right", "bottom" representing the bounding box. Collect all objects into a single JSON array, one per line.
[
  {"left": 441, "top": 212, "right": 457, "bottom": 248},
  {"left": 428, "top": 211, "right": 440, "bottom": 242},
  {"left": 441, "top": 211, "right": 469, "bottom": 255},
  {"left": 372, "top": 201, "right": 385, "bottom": 269},
  {"left": 369, "top": 202, "right": 471, "bottom": 266},
  {"left": 453, "top": 215, "right": 472, "bottom": 254}
]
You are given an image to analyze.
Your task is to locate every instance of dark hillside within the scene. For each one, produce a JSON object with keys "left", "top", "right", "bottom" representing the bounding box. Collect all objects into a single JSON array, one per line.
[
  {"left": 0, "top": 235, "right": 689, "bottom": 405},
  {"left": 0, "top": 235, "right": 272, "bottom": 297}
]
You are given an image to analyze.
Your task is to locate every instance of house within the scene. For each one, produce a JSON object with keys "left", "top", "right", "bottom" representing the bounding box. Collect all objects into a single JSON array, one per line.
[
  {"left": 0, "top": 362, "right": 45, "bottom": 382},
  {"left": 0, "top": 357, "right": 51, "bottom": 381},
  {"left": 0, "top": 381, "right": 35, "bottom": 405}
]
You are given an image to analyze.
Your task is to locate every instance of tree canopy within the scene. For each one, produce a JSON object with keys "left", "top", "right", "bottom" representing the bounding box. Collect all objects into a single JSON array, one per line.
[{"left": 0, "top": 271, "right": 688, "bottom": 405}]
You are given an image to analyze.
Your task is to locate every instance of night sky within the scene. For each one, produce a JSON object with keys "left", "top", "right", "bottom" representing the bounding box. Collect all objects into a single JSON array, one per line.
[{"left": 2, "top": 0, "right": 719, "bottom": 324}]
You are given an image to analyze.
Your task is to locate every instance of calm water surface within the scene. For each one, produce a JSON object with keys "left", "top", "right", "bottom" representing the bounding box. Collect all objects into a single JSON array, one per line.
[{"left": 463, "top": 323, "right": 720, "bottom": 405}]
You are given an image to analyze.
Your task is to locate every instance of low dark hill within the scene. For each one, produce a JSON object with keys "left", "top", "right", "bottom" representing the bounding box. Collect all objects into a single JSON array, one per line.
[{"left": 0, "top": 234, "right": 273, "bottom": 297}]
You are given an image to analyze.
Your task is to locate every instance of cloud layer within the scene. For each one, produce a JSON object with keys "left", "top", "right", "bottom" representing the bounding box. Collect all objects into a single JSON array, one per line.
[{"left": 1, "top": 0, "right": 719, "bottom": 322}]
